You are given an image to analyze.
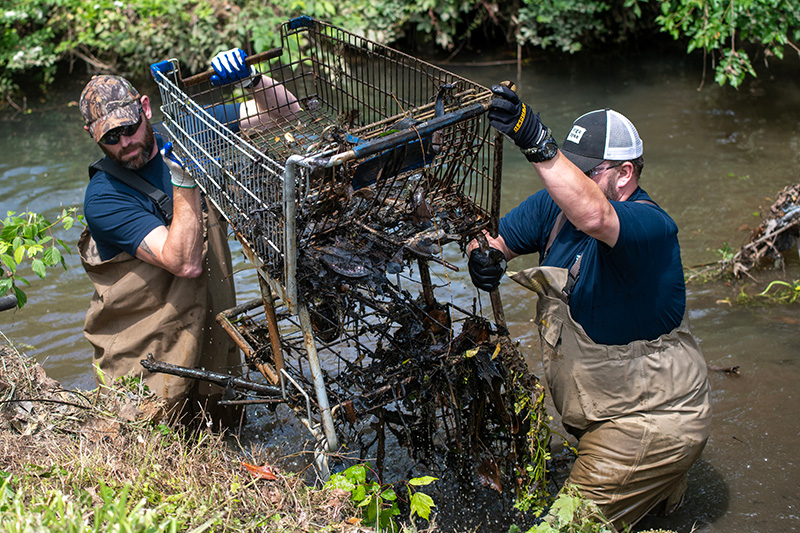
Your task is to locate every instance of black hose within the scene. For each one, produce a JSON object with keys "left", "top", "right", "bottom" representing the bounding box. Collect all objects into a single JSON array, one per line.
[{"left": 0, "top": 294, "right": 18, "bottom": 312}]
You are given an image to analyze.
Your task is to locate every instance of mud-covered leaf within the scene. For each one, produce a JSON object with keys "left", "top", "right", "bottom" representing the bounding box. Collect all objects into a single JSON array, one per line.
[{"left": 476, "top": 457, "right": 502, "bottom": 493}]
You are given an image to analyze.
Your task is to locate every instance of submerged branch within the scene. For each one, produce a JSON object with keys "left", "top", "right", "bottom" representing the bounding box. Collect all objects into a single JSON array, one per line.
[{"left": 686, "top": 183, "right": 800, "bottom": 282}]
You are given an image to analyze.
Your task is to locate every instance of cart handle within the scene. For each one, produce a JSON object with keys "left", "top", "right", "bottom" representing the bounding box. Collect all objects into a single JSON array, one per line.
[
  {"left": 150, "top": 47, "right": 284, "bottom": 88},
  {"left": 327, "top": 101, "right": 489, "bottom": 166}
]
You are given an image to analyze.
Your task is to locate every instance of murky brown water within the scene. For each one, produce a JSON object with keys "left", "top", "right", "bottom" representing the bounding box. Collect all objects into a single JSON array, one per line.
[{"left": 2, "top": 48, "right": 798, "bottom": 532}]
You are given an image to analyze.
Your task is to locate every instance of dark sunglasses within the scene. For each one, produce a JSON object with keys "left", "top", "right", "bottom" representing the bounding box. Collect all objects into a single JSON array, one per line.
[{"left": 99, "top": 106, "right": 143, "bottom": 145}]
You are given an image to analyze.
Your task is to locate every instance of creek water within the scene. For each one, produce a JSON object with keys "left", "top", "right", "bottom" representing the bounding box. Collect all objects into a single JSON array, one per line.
[{"left": 1, "top": 47, "right": 798, "bottom": 532}]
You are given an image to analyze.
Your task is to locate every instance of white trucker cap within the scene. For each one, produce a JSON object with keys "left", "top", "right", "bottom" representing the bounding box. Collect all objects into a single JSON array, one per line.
[{"left": 561, "top": 108, "right": 643, "bottom": 173}]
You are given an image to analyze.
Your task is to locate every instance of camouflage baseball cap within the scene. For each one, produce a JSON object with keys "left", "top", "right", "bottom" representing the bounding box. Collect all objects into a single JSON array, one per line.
[{"left": 80, "top": 75, "right": 141, "bottom": 142}]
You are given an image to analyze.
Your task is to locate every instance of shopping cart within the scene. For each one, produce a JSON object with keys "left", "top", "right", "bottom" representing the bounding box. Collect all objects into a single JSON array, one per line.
[{"left": 148, "top": 16, "right": 547, "bottom": 492}]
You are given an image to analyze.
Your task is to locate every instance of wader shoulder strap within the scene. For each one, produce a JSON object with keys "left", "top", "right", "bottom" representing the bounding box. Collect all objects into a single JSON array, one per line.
[
  {"left": 542, "top": 211, "right": 567, "bottom": 263},
  {"left": 89, "top": 158, "right": 173, "bottom": 225},
  {"left": 545, "top": 199, "right": 657, "bottom": 304}
]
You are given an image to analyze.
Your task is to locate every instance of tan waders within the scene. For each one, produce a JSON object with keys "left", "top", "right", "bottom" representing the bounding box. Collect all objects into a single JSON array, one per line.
[
  {"left": 511, "top": 266, "right": 712, "bottom": 530},
  {"left": 80, "top": 206, "right": 241, "bottom": 427}
]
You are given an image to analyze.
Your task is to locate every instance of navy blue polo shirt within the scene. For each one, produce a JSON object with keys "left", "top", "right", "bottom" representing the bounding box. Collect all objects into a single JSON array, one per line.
[
  {"left": 499, "top": 187, "right": 686, "bottom": 345},
  {"left": 84, "top": 104, "right": 239, "bottom": 261}
]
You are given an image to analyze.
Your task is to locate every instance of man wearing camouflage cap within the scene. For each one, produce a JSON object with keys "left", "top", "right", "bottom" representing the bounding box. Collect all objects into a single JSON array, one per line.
[
  {"left": 78, "top": 49, "right": 299, "bottom": 428},
  {"left": 466, "top": 86, "right": 712, "bottom": 530}
]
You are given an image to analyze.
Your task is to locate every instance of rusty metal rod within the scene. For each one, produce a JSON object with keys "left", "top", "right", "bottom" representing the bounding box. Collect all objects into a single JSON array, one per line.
[
  {"left": 140, "top": 354, "right": 283, "bottom": 397},
  {"left": 216, "top": 300, "right": 280, "bottom": 385}
]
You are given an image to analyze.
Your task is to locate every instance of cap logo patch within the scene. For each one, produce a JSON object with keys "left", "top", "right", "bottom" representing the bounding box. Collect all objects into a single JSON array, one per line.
[{"left": 567, "top": 125, "right": 586, "bottom": 144}]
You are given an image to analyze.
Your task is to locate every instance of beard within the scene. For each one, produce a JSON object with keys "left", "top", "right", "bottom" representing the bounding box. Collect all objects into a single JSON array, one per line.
[
  {"left": 100, "top": 120, "right": 156, "bottom": 170},
  {"left": 603, "top": 181, "right": 620, "bottom": 202}
]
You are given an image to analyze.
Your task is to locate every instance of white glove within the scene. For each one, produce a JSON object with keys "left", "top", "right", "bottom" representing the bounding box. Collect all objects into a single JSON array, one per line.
[
  {"left": 210, "top": 48, "right": 257, "bottom": 86},
  {"left": 161, "top": 142, "right": 196, "bottom": 189}
]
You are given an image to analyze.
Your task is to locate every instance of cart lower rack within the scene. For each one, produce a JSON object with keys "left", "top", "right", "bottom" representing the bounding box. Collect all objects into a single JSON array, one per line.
[{"left": 149, "top": 16, "right": 548, "bottom": 495}]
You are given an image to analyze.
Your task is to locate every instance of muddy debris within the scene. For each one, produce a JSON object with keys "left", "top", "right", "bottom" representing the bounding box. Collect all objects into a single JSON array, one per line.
[{"left": 687, "top": 182, "right": 800, "bottom": 281}]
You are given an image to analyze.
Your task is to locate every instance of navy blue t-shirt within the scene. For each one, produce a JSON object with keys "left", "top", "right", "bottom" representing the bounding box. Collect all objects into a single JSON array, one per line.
[
  {"left": 499, "top": 187, "right": 685, "bottom": 345},
  {"left": 84, "top": 104, "right": 239, "bottom": 261}
]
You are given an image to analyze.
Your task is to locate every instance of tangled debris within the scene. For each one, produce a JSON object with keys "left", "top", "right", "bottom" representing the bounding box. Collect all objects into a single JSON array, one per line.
[
  {"left": 687, "top": 183, "right": 800, "bottom": 282},
  {"left": 146, "top": 18, "right": 551, "bottom": 508}
]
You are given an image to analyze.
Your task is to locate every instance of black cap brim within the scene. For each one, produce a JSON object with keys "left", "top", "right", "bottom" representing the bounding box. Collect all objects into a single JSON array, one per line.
[{"left": 560, "top": 148, "right": 603, "bottom": 173}]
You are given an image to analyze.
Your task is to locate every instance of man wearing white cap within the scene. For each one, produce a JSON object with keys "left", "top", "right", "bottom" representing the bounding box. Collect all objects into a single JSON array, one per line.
[{"left": 467, "top": 85, "right": 712, "bottom": 530}]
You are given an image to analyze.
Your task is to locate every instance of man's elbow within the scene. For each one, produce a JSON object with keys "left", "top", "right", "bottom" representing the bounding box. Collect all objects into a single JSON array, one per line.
[
  {"left": 167, "top": 258, "right": 203, "bottom": 279},
  {"left": 173, "top": 261, "right": 204, "bottom": 279}
]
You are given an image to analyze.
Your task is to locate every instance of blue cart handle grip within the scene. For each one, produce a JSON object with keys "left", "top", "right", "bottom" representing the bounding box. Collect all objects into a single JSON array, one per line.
[{"left": 150, "top": 60, "right": 175, "bottom": 80}]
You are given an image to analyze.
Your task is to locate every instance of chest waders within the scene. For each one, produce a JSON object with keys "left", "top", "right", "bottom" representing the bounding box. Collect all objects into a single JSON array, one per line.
[
  {"left": 510, "top": 266, "right": 712, "bottom": 530},
  {"left": 80, "top": 206, "right": 241, "bottom": 426}
]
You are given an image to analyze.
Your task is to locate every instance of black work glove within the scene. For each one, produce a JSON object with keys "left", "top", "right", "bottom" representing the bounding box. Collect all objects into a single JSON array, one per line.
[
  {"left": 488, "top": 84, "right": 546, "bottom": 150},
  {"left": 468, "top": 247, "right": 507, "bottom": 292}
]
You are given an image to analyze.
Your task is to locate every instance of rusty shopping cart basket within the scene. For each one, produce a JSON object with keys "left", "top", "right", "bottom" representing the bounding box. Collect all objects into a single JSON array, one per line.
[{"left": 147, "top": 16, "right": 548, "bottom": 494}]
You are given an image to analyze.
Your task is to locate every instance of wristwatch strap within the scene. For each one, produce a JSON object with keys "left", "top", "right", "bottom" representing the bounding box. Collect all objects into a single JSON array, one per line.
[{"left": 520, "top": 127, "right": 558, "bottom": 163}]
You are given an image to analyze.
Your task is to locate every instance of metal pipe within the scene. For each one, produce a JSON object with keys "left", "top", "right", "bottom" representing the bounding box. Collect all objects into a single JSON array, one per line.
[
  {"left": 283, "top": 155, "right": 304, "bottom": 314},
  {"left": 327, "top": 103, "right": 488, "bottom": 166},
  {"left": 488, "top": 129, "right": 508, "bottom": 330},
  {"left": 297, "top": 304, "right": 339, "bottom": 452},
  {"left": 215, "top": 307, "right": 280, "bottom": 385},
  {"left": 257, "top": 276, "right": 286, "bottom": 381}
]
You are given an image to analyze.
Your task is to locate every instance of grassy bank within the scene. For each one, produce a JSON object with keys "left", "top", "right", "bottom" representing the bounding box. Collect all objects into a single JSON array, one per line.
[
  {"left": 0, "top": 338, "right": 362, "bottom": 532},
  {"left": 0, "top": 336, "right": 678, "bottom": 532}
]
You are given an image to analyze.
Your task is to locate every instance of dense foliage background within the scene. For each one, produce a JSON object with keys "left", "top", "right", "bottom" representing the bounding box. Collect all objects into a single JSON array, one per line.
[{"left": 2, "top": 0, "right": 799, "bottom": 105}]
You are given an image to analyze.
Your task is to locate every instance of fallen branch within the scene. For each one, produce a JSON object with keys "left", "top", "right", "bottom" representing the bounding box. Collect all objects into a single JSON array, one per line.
[{"left": 686, "top": 183, "right": 800, "bottom": 281}]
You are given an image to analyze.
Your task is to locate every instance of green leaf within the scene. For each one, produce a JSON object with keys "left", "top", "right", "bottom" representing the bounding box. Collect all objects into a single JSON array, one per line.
[
  {"left": 551, "top": 493, "right": 580, "bottom": 523},
  {"left": 56, "top": 239, "right": 72, "bottom": 253},
  {"left": 31, "top": 258, "right": 46, "bottom": 279},
  {"left": 356, "top": 492, "right": 373, "bottom": 507},
  {"left": 408, "top": 476, "right": 438, "bottom": 486},
  {"left": 0, "top": 278, "right": 12, "bottom": 296},
  {"left": 410, "top": 491, "right": 435, "bottom": 520},
  {"left": 352, "top": 484, "right": 367, "bottom": 503},
  {"left": 323, "top": 473, "right": 355, "bottom": 492},
  {"left": 13, "top": 285, "right": 27, "bottom": 308},
  {"left": 1, "top": 253, "right": 15, "bottom": 274},
  {"left": 344, "top": 464, "right": 367, "bottom": 484},
  {"left": 380, "top": 487, "right": 397, "bottom": 501},
  {"left": 13, "top": 245, "right": 24, "bottom": 265},
  {"left": 43, "top": 247, "right": 56, "bottom": 266}
]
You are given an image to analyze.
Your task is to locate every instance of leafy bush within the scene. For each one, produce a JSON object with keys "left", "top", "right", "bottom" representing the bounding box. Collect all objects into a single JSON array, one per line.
[
  {"left": 1, "top": 0, "right": 798, "bottom": 104},
  {"left": 0, "top": 0, "right": 380, "bottom": 104},
  {"left": 325, "top": 463, "right": 437, "bottom": 531},
  {"left": 656, "top": 0, "right": 800, "bottom": 87},
  {"left": 0, "top": 209, "right": 80, "bottom": 308}
]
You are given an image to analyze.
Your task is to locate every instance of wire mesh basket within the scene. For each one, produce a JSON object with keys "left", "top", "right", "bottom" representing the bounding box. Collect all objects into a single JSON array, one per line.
[{"left": 150, "top": 16, "right": 547, "bottom": 495}]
